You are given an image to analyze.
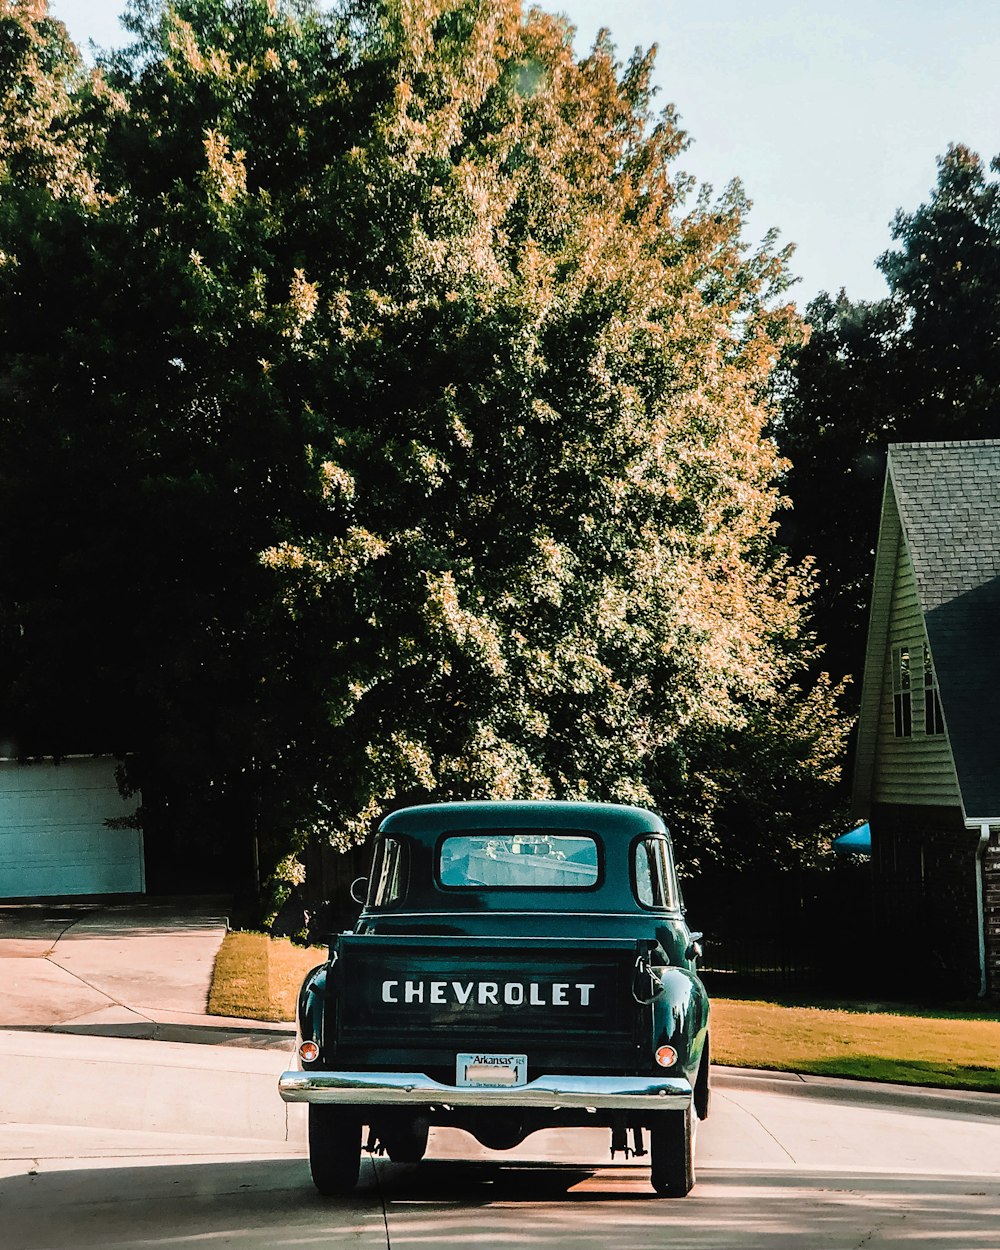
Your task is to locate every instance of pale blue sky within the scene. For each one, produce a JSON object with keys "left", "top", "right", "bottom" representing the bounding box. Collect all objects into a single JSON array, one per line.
[{"left": 51, "top": 0, "right": 1000, "bottom": 307}]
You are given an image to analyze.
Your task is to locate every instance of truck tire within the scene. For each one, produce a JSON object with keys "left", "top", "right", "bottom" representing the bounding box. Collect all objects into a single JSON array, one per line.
[
  {"left": 383, "top": 1117, "right": 429, "bottom": 1164},
  {"left": 649, "top": 1105, "right": 696, "bottom": 1197},
  {"left": 694, "top": 1038, "right": 712, "bottom": 1120},
  {"left": 308, "top": 1105, "right": 362, "bottom": 1196}
]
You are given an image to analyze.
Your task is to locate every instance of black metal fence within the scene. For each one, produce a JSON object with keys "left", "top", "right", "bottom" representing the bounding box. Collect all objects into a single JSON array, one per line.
[{"left": 682, "top": 860, "right": 874, "bottom": 995}]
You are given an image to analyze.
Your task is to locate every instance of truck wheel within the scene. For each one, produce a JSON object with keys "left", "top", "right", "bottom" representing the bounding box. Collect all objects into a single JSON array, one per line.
[
  {"left": 383, "top": 1117, "right": 429, "bottom": 1164},
  {"left": 649, "top": 1105, "right": 696, "bottom": 1197},
  {"left": 308, "top": 1105, "right": 362, "bottom": 1196}
]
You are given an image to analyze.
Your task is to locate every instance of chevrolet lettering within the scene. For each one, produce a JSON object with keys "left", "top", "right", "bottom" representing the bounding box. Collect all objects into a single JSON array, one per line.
[
  {"left": 380, "top": 979, "right": 596, "bottom": 1006},
  {"left": 279, "top": 801, "right": 710, "bottom": 1198}
]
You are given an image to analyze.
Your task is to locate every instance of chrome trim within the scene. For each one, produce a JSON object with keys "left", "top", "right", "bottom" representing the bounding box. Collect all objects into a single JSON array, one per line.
[
  {"left": 279, "top": 1070, "right": 691, "bottom": 1110},
  {"left": 356, "top": 911, "right": 680, "bottom": 920}
]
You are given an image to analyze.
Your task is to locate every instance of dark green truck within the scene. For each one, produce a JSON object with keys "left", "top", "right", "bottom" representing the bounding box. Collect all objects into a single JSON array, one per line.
[{"left": 279, "top": 800, "right": 710, "bottom": 1197}]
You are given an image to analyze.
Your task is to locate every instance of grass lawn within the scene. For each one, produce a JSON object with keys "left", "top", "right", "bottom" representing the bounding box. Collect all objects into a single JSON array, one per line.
[
  {"left": 712, "top": 998, "right": 1000, "bottom": 1092},
  {"left": 207, "top": 933, "right": 1000, "bottom": 1091},
  {"left": 207, "top": 930, "right": 326, "bottom": 1023}
]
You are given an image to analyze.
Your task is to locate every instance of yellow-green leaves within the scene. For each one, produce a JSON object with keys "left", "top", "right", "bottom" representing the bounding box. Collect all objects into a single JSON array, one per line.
[
  {"left": 283, "top": 268, "right": 320, "bottom": 338},
  {"left": 262, "top": 528, "right": 389, "bottom": 583},
  {"left": 423, "top": 570, "right": 505, "bottom": 677},
  {"left": 202, "top": 128, "right": 246, "bottom": 204},
  {"left": 0, "top": 0, "right": 99, "bottom": 202}
]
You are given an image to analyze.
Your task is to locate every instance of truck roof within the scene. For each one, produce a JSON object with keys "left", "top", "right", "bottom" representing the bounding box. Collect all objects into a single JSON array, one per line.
[{"left": 379, "top": 800, "right": 668, "bottom": 837}]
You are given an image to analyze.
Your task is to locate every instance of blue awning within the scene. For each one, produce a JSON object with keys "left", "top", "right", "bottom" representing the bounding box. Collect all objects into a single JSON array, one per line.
[{"left": 832, "top": 823, "right": 871, "bottom": 856}]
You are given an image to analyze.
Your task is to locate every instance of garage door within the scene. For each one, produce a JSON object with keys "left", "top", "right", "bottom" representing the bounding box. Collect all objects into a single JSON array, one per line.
[{"left": 0, "top": 757, "right": 144, "bottom": 898}]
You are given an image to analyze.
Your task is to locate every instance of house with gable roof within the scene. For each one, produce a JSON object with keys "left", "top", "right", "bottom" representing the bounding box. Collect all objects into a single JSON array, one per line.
[{"left": 853, "top": 440, "right": 1000, "bottom": 999}]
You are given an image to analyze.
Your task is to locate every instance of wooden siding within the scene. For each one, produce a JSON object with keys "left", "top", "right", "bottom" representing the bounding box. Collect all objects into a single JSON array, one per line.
[
  {"left": 853, "top": 476, "right": 901, "bottom": 813},
  {"left": 872, "top": 540, "right": 961, "bottom": 807}
]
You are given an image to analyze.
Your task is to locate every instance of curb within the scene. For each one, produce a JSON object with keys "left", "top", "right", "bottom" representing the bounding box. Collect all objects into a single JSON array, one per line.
[{"left": 713, "top": 1065, "right": 1000, "bottom": 1119}]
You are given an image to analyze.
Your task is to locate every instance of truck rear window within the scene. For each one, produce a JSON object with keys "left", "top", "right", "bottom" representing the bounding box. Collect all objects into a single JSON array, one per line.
[{"left": 439, "top": 831, "right": 600, "bottom": 889}]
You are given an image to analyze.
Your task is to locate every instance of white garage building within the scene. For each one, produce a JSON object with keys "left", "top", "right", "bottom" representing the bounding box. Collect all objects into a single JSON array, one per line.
[{"left": 0, "top": 756, "right": 144, "bottom": 898}]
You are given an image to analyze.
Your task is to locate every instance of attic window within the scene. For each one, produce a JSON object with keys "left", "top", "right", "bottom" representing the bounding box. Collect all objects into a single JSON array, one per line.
[
  {"left": 924, "top": 649, "right": 945, "bottom": 736},
  {"left": 892, "top": 646, "right": 912, "bottom": 738}
]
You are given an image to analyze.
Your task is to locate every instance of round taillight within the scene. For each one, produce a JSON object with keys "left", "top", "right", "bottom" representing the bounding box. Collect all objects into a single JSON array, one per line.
[
  {"left": 299, "top": 1040, "right": 320, "bottom": 1063},
  {"left": 655, "top": 1045, "right": 678, "bottom": 1068}
]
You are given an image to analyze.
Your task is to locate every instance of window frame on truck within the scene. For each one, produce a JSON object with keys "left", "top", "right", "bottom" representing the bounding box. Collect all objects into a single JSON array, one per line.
[
  {"left": 630, "top": 834, "right": 681, "bottom": 912},
  {"left": 366, "top": 835, "right": 409, "bottom": 909},
  {"left": 434, "top": 829, "right": 605, "bottom": 892}
]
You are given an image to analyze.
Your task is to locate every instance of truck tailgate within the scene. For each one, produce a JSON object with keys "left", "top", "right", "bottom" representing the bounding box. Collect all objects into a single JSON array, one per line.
[{"left": 333, "top": 934, "right": 642, "bottom": 1052}]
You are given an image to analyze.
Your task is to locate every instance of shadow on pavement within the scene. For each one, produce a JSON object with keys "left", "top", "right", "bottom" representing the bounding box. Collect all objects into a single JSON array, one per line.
[
  {"left": 0, "top": 898, "right": 231, "bottom": 942},
  {"left": 0, "top": 1020, "right": 293, "bottom": 1047},
  {"left": 4, "top": 1154, "right": 1000, "bottom": 1249}
]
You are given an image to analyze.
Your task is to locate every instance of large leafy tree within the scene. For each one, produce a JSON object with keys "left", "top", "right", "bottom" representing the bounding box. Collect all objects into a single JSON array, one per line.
[
  {"left": 0, "top": 0, "right": 847, "bottom": 893},
  {"left": 0, "top": 0, "right": 332, "bottom": 883},
  {"left": 883, "top": 144, "right": 1000, "bottom": 434},
  {"left": 776, "top": 145, "right": 1000, "bottom": 689},
  {"left": 246, "top": 0, "right": 842, "bottom": 868}
]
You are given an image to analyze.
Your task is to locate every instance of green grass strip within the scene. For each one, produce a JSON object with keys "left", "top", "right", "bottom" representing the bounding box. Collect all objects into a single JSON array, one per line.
[
  {"left": 714, "top": 998, "right": 1000, "bottom": 1092},
  {"left": 208, "top": 930, "right": 325, "bottom": 1023}
]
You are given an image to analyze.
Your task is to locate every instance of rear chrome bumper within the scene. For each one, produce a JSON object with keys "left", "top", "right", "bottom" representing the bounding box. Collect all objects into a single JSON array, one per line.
[{"left": 278, "top": 1070, "right": 692, "bottom": 1111}]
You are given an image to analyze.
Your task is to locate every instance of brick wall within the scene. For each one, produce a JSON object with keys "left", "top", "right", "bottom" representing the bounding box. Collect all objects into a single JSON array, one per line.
[{"left": 985, "top": 830, "right": 1000, "bottom": 999}]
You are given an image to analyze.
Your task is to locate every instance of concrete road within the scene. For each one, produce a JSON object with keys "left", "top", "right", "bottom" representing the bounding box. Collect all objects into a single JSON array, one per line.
[{"left": 4, "top": 1073, "right": 1000, "bottom": 1249}]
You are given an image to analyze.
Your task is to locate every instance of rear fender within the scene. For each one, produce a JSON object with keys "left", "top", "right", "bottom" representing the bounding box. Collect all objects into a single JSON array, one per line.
[
  {"left": 297, "top": 961, "right": 331, "bottom": 1052},
  {"left": 650, "top": 967, "right": 709, "bottom": 1085}
]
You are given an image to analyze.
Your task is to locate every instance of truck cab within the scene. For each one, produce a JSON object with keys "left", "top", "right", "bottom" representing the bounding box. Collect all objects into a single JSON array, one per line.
[{"left": 279, "top": 800, "right": 710, "bottom": 1197}]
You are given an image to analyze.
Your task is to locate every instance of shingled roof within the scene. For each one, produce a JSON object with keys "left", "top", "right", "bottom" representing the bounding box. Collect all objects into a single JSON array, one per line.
[{"left": 855, "top": 440, "right": 1000, "bottom": 819}]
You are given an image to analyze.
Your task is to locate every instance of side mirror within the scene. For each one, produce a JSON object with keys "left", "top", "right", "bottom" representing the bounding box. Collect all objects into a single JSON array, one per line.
[
  {"left": 686, "top": 931, "right": 703, "bottom": 961},
  {"left": 350, "top": 876, "right": 369, "bottom": 905}
]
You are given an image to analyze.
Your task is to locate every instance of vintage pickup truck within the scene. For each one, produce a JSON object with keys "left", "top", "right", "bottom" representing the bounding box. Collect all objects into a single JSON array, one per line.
[{"left": 279, "top": 800, "right": 710, "bottom": 1197}]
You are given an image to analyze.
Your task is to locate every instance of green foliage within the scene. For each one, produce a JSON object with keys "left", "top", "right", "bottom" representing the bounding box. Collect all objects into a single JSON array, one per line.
[
  {"left": 672, "top": 672, "right": 850, "bottom": 872},
  {"left": 0, "top": 0, "right": 847, "bottom": 888},
  {"left": 881, "top": 144, "right": 1000, "bottom": 430},
  {"left": 262, "top": 851, "right": 306, "bottom": 930},
  {"left": 776, "top": 145, "right": 1000, "bottom": 688},
  {"left": 773, "top": 293, "right": 905, "bottom": 682},
  {"left": 0, "top": 0, "right": 98, "bottom": 199}
]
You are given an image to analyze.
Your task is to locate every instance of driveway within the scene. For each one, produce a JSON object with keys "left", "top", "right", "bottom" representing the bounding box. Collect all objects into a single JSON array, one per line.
[
  {"left": 2, "top": 1072, "right": 1000, "bottom": 1249},
  {"left": 0, "top": 899, "right": 293, "bottom": 1047}
]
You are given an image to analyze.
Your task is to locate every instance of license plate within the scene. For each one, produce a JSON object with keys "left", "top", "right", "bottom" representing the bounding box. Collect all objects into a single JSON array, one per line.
[{"left": 456, "top": 1052, "right": 527, "bottom": 1087}]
